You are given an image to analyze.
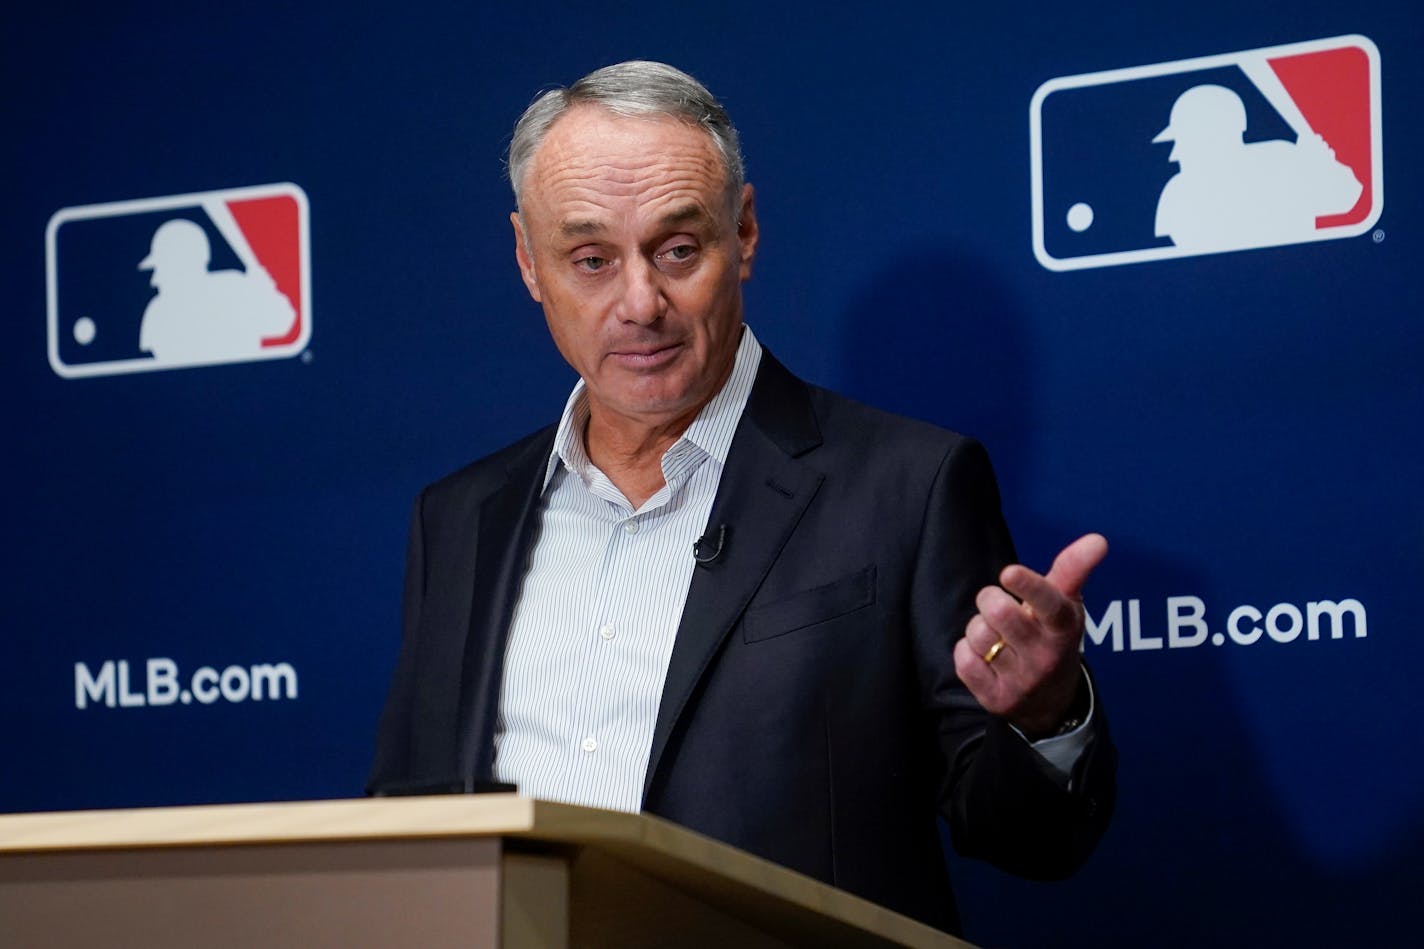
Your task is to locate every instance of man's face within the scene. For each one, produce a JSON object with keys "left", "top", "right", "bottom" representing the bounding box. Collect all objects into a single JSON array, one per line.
[{"left": 512, "top": 106, "right": 758, "bottom": 430}]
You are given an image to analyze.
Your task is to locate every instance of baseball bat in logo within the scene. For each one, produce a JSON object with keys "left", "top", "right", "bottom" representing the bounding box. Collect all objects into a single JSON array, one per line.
[
  {"left": 1029, "top": 35, "right": 1382, "bottom": 271},
  {"left": 45, "top": 182, "right": 311, "bottom": 378}
]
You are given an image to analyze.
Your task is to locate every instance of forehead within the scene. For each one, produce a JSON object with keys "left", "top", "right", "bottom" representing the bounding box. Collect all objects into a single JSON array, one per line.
[{"left": 522, "top": 106, "right": 729, "bottom": 226}]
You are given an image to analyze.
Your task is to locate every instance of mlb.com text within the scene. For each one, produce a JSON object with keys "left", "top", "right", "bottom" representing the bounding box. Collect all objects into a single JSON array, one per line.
[
  {"left": 75, "top": 658, "right": 298, "bottom": 709},
  {"left": 1084, "top": 596, "right": 1367, "bottom": 652}
]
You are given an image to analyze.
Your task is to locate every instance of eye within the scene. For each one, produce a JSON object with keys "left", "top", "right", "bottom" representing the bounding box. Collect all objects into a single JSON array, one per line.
[
  {"left": 658, "top": 242, "right": 698, "bottom": 266},
  {"left": 575, "top": 255, "right": 609, "bottom": 272}
]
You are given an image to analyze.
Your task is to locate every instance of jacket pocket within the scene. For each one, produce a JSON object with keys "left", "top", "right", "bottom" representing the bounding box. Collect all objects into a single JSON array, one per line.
[{"left": 743, "top": 566, "right": 877, "bottom": 644}]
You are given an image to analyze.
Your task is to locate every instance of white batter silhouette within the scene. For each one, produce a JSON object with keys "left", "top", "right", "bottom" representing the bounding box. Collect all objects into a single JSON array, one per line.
[
  {"left": 1154, "top": 85, "right": 1362, "bottom": 252},
  {"left": 137, "top": 219, "right": 295, "bottom": 364}
]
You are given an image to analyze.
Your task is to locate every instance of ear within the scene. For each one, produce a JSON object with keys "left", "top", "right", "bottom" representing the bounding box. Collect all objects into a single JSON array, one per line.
[
  {"left": 735, "top": 184, "right": 759, "bottom": 282},
  {"left": 511, "top": 211, "right": 542, "bottom": 303}
]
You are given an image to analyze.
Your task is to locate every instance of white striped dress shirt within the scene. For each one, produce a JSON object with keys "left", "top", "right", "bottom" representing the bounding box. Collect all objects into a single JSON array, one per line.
[{"left": 492, "top": 327, "right": 763, "bottom": 812}]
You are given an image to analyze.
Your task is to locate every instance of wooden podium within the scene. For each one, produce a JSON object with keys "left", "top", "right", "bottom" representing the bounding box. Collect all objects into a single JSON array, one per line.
[{"left": 0, "top": 795, "right": 974, "bottom": 948}]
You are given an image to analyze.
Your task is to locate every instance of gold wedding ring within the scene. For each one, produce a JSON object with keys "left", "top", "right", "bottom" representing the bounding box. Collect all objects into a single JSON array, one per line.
[{"left": 982, "top": 638, "right": 1007, "bottom": 664}]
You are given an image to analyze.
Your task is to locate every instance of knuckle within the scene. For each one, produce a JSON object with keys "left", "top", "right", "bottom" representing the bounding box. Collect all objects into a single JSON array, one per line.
[{"left": 983, "top": 595, "right": 1020, "bottom": 627}]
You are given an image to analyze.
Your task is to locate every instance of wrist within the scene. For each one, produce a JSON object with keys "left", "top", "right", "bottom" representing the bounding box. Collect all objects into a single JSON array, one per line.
[{"left": 1015, "top": 669, "right": 1091, "bottom": 741}]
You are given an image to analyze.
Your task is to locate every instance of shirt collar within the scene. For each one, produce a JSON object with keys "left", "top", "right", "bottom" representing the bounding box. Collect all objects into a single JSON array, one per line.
[{"left": 542, "top": 325, "right": 764, "bottom": 491}]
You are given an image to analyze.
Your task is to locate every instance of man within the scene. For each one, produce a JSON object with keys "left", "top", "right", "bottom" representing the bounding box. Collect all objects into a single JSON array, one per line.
[
  {"left": 137, "top": 218, "right": 295, "bottom": 365},
  {"left": 1153, "top": 83, "right": 1362, "bottom": 251},
  {"left": 369, "top": 61, "right": 1114, "bottom": 934}
]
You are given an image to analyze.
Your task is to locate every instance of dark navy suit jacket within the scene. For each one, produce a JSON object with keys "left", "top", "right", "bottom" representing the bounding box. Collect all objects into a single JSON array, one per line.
[{"left": 368, "top": 350, "right": 1115, "bottom": 933}]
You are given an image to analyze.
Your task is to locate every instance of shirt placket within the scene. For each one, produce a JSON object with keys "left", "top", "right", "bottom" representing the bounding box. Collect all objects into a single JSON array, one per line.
[{"left": 567, "top": 446, "right": 706, "bottom": 810}]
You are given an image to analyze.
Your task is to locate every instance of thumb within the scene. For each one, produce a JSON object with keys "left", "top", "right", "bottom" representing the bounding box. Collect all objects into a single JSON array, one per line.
[{"left": 1044, "top": 533, "right": 1108, "bottom": 599}]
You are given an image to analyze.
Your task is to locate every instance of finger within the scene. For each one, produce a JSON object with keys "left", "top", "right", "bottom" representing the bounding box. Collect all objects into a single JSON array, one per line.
[
  {"left": 1043, "top": 533, "right": 1108, "bottom": 598},
  {"left": 963, "top": 613, "right": 1010, "bottom": 666},
  {"left": 1000, "top": 567, "right": 1080, "bottom": 633},
  {"left": 1002, "top": 534, "right": 1107, "bottom": 617},
  {"left": 954, "top": 636, "right": 1005, "bottom": 709},
  {"left": 976, "top": 584, "right": 1040, "bottom": 644}
]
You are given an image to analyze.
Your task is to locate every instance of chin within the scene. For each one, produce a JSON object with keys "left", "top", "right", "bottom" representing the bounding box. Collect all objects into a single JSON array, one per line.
[
  {"left": 614, "top": 388, "right": 700, "bottom": 419},
  {"left": 615, "top": 376, "right": 697, "bottom": 410}
]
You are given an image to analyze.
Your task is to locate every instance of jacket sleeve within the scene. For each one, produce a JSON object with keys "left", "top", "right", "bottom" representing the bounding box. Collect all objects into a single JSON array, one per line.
[
  {"left": 365, "top": 491, "right": 428, "bottom": 795},
  {"left": 910, "top": 437, "right": 1116, "bottom": 880}
]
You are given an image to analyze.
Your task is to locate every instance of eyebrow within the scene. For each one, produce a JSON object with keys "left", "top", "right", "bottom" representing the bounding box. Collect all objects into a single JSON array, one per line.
[
  {"left": 658, "top": 204, "right": 712, "bottom": 229},
  {"left": 557, "top": 204, "right": 713, "bottom": 240},
  {"left": 560, "top": 218, "right": 606, "bottom": 239}
]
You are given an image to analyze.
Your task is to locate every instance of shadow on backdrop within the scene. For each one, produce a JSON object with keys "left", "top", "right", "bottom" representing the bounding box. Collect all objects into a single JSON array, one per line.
[{"left": 832, "top": 250, "right": 1418, "bottom": 946}]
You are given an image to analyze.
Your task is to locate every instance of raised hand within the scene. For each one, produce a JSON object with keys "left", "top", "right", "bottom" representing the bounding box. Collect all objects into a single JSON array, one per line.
[{"left": 953, "top": 534, "right": 1108, "bottom": 739}]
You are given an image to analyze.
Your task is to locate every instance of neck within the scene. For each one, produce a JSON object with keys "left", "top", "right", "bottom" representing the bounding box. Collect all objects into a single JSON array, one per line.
[
  {"left": 584, "top": 403, "right": 701, "bottom": 509},
  {"left": 582, "top": 332, "right": 741, "bottom": 508}
]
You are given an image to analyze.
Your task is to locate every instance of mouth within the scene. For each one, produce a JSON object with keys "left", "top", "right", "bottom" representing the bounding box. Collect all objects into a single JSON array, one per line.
[{"left": 607, "top": 341, "right": 684, "bottom": 370}]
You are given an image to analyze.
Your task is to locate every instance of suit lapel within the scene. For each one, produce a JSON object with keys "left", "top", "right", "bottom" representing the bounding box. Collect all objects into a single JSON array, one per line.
[
  {"left": 642, "top": 352, "right": 824, "bottom": 803},
  {"left": 453, "top": 429, "right": 553, "bottom": 783}
]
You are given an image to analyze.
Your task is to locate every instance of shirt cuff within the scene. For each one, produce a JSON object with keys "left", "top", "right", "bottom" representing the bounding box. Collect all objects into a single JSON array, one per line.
[{"left": 1011, "top": 665, "right": 1096, "bottom": 784}]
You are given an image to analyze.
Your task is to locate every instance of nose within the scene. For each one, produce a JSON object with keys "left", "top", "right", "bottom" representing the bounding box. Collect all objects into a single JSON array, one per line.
[{"left": 615, "top": 257, "right": 666, "bottom": 325}]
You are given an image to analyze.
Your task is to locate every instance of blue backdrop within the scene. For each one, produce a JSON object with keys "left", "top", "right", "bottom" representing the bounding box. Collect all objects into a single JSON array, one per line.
[{"left": 5, "top": 2, "right": 1420, "bottom": 946}]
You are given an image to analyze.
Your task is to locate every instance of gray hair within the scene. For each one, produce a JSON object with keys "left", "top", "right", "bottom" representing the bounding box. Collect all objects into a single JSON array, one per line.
[{"left": 507, "top": 61, "right": 745, "bottom": 209}]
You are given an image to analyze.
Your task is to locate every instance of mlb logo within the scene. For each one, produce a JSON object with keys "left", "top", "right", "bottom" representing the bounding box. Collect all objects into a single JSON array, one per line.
[
  {"left": 46, "top": 183, "right": 311, "bottom": 377},
  {"left": 1030, "top": 35, "right": 1382, "bottom": 271}
]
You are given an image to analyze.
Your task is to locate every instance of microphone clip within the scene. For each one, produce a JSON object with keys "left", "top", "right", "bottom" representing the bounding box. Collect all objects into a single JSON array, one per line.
[{"left": 693, "top": 524, "right": 728, "bottom": 565}]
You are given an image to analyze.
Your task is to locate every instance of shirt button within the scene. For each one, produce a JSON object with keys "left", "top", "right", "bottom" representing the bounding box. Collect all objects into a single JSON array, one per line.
[
  {"left": 581, "top": 737, "right": 598, "bottom": 753},
  {"left": 599, "top": 624, "right": 616, "bottom": 641},
  {"left": 624, "top": 519, "right": 640, "bottom": 535}
]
